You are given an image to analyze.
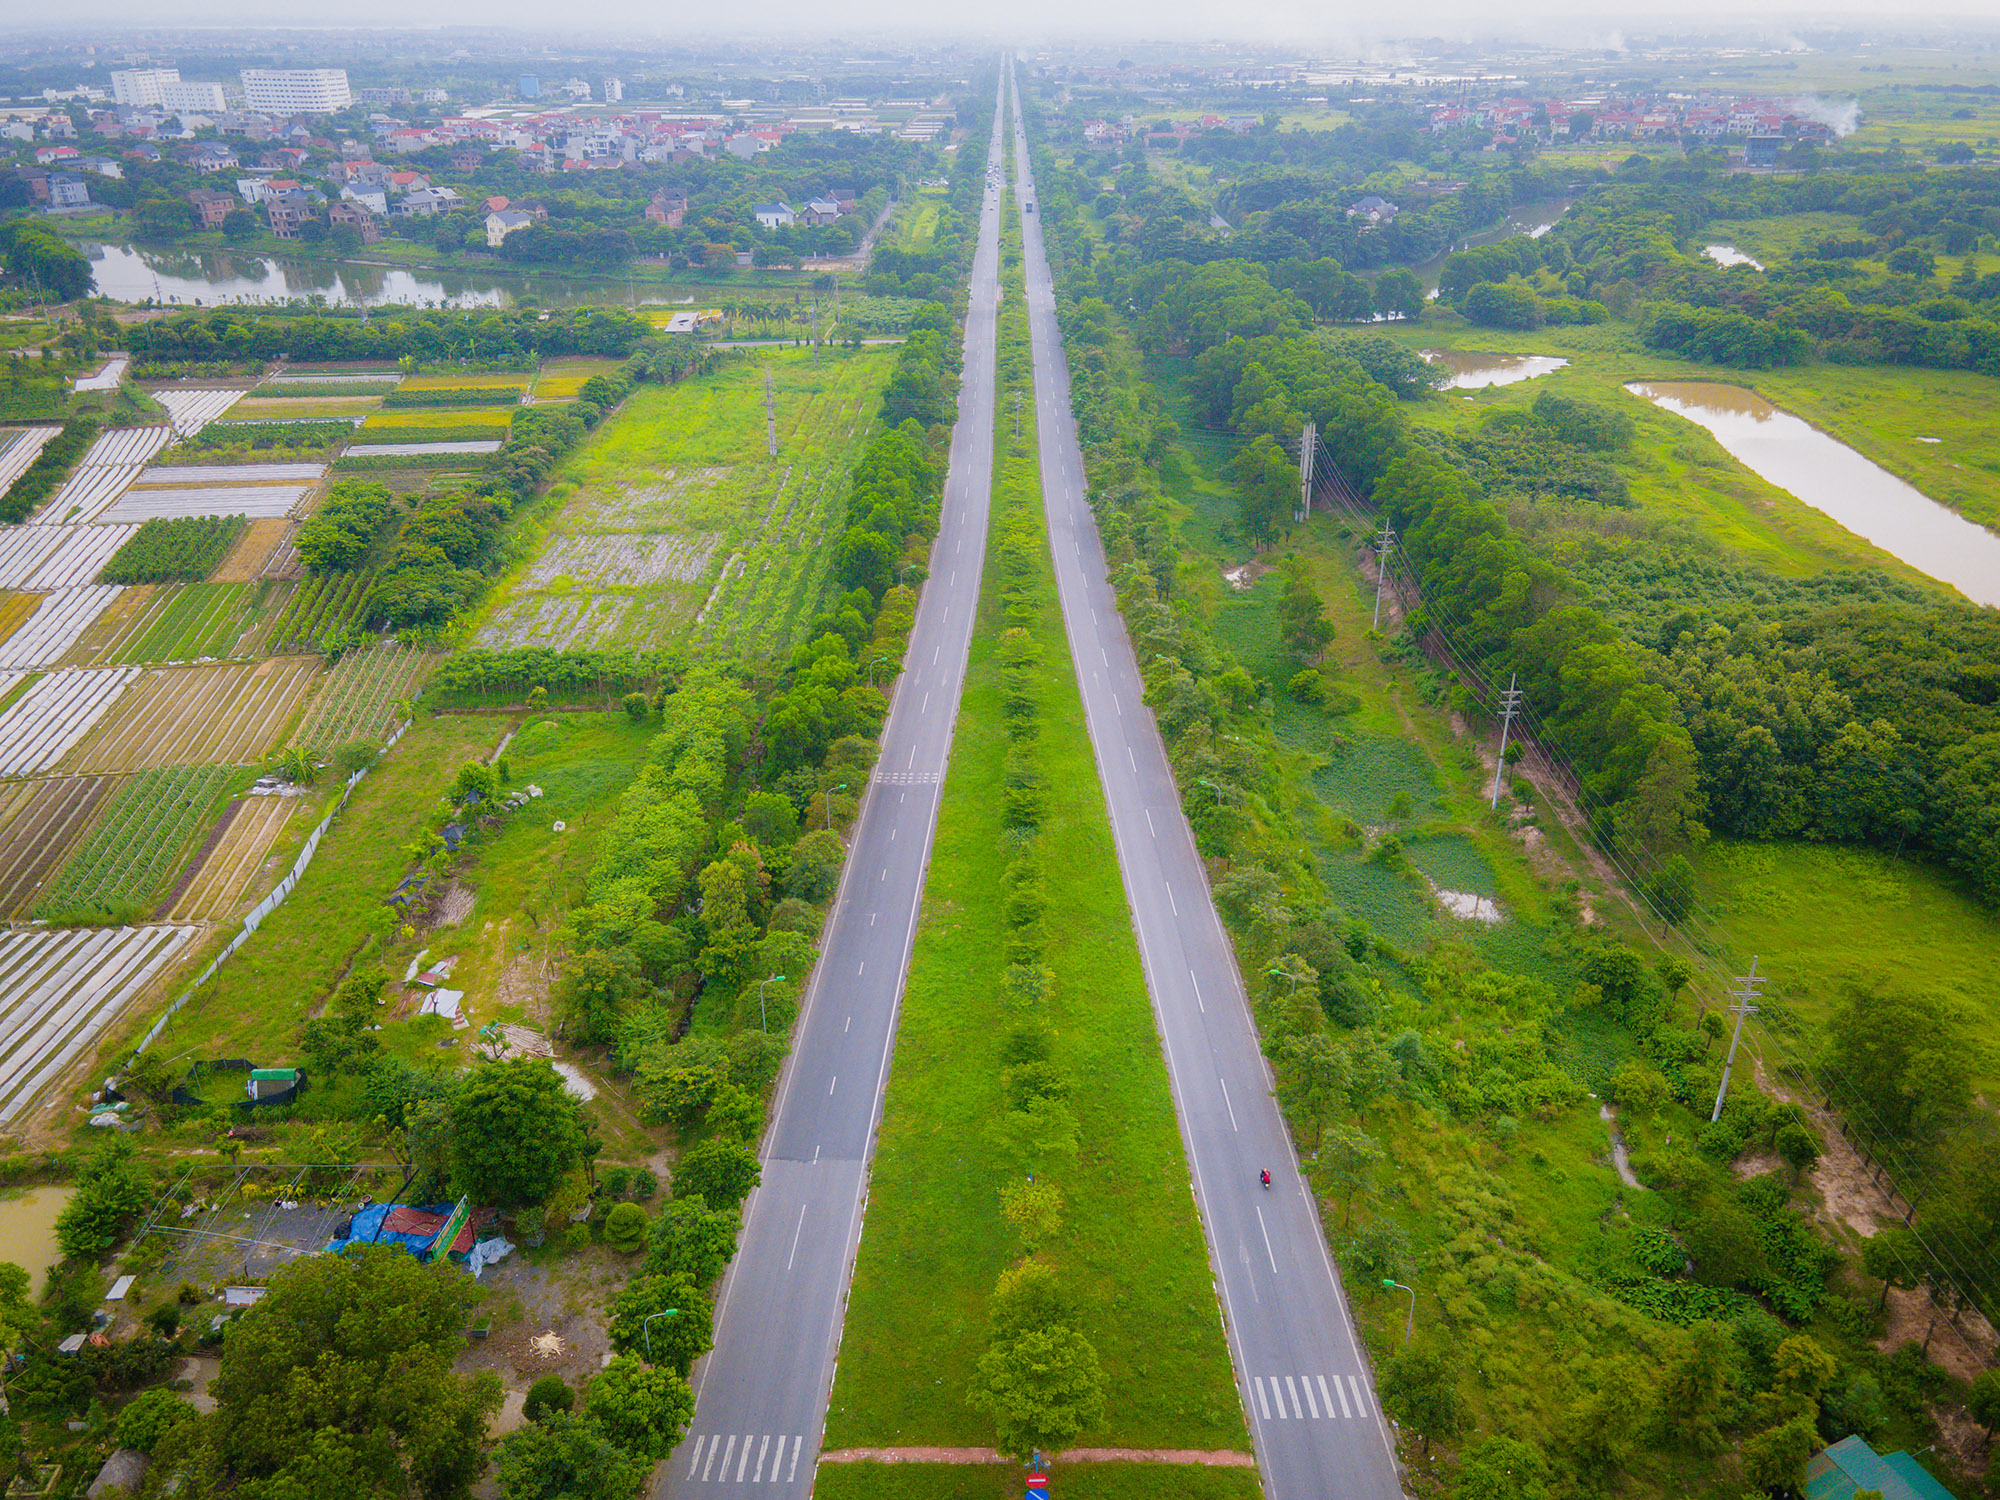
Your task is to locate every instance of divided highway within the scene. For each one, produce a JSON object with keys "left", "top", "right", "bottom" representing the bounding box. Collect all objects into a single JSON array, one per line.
[
  {"left": 1008, "top": 74, "right": 1408, "bottom": 1500},
  {"left": 659, "top": 76, "right": 1007, "bottom": 1499}
]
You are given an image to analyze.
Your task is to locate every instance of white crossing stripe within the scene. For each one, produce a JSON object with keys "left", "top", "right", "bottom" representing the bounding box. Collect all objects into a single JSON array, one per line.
[
  {"left": 737, "top": 1433, "right": 753, "bottom": 1480},
  {"left": 1253, "top": 1376, "right": 1270, "bottom": 1419},
  {"left": 1285, "top": 1376, "right": 1302, "bottom": 1418},
  {"left": 713, "top": 1435, "right": 733, "bottom": 1481},
  {"left": 683, "top": 1434, "right": 806, "bottom": 1484},
  {"left": 1348, "top": 1375, "right": 1369, "bottom": 1417},
  {"left": 787, "top": 1435, "right": 804, "bottom": 1482},
  {"left": 1268, "top": 1376, "right": 1287, "bottom": 1418},
  {"left": 1302, "top": 1377, "right": 1319, "bottom": 1418},
  {"left": 1324, "top": 1374, "right": 1348, "bottom": 1418},
  {"left": 753, "top": 1435, "right": 769, "bottom": 1481},
  {"left": 688, "top": 1435, "right": 707, "bottom": 1478}
]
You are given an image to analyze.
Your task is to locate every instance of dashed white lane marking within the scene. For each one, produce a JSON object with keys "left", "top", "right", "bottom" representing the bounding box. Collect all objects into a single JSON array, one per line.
[
  {"left": 1218, "top": 1076, "right": 1237, "bottom": 1131},
  {"left": 1256, "top": 1205, "right": 1278, "bottom": 1273},
  {"left": 786, "top": 1206, "right": 807, "bottom": 1270},
  {"left": 828, "top": 1076, "right": 837, "bottom": 1095}
]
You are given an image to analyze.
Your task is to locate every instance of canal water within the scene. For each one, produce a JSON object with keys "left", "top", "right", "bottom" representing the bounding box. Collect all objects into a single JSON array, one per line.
[
  {"left": 1414, "top": 198, "right": 1572, "bottom": 294},
  {"left": 1629, "top": 381, "right": 2000, "bottom": 608},
  {"left": 1421, "top": 350, "right": 1569, "bottom": 389}
]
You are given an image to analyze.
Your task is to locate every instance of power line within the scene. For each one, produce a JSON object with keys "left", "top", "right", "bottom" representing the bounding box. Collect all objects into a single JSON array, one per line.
[{"left": 1710, "top": 958, "right": 1765, "bottom": 1122}]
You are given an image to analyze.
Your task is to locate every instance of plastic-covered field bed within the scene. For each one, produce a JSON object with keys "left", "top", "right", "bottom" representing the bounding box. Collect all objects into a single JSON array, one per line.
[
  {"left": 0, "top": 668, "right": 141, "bottom": 777},
  {"left": 133, "top": 463, "right": 326, "bottom": 486},
  {"left": 0, "top": 774, "right": 116, "bottom": 915},
  {"left": 154, "top": 389, "right": 245, "bottom": 438},
  {"left": 0, "top": 924, "right": 197, "bottom": 1124},
  {"left": 101, "top": 486, "right": 308, "bottom": 524},
  {"left": 0, "top": 587, "right": 123, "bottom": 669},
  {"left": 0, "top": 428, "right": 60, "bottom": 493},
  {"left": 37, "top": 428, "right": 175, "bottom": 523},
  {"left": 165, "top": 794, "right": 294, "bottom": 920},
  {"left": 63, "top": 657, "right": 319, "bottom": 772},
  {"left": 0, "top": 524, "right": 139, "bottom": 589}
]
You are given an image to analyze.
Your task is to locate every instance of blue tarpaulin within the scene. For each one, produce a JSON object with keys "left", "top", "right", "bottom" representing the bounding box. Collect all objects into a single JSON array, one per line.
[{"left": 327, "top": 1202, "right": 456, "bottom": 1259}]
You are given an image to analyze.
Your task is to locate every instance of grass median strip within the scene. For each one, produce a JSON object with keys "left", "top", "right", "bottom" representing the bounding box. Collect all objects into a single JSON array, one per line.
[{"left": 826, "top": 225, "right": 1244, "bottom": 1457}]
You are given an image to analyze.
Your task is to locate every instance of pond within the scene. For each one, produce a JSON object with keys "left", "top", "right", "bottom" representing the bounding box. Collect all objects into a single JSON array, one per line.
[
  {"left": 1704, "top": 244, "right": 1765, "bottom": 270},
  {"left": 0, "top": 1185, "right": 73, "bottom": 1295},
  {"left": 1629, "top": 381, "right": 2000, "bottom": 608},
  {"left": 82, "top": 242, "right": 696, "bottom": 312},
  {"left": 1421, "top": 349, "right": 1569, "bottom": 389}
]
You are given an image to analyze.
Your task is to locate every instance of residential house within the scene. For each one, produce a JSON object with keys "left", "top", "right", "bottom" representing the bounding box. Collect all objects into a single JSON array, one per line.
[
  {"left": 1348, "top": 195, "right": 1399, "bottom": 223},
  {"left": 753, "top": 201, "right": 794, "bottom": 230},
  {"left": 644, "top": 187, "right": 687, "bottom": 227},
  {"left": 185, "top": 142, "right": 238, "bottom": 171},
  {"left": 450, "top": 148, "right": 483, "bottom": 171},
  {"left": 344, "top": 159, "right": 392, "bottom": 190},
  {"left": 485, "top": 209, "right": 533, "bottom": 247},
  {"left": 397, "top": 186, "right": 460, "bottom": 217},
  {"left": 387, "top": 170, "right": 431, "bottom": 195},
  {"left": 327, "top": 201, "right": 380, "bottom": 243},
  {"left": 123, "top": 144, "right": 162, "bottom": 165},
  {"left": 826, "top": 187, "right": 858, "bottom": 213},
  {"left": 265, "top": 188, "right": 320, "bottom": 238},
  {"left": 725, "top": 133, "right": 774, "bottom": 160},
  {"left": 75, "top": 157, "right": 123, "bottom": 179},
  {"left": 186, "top": 187, "right": 236, "bottom": 228},
  {"left": 13, "top": 168, "right": 50, "bottom": 202},
  {"left": 339, "top": 184, "right": 389, "bottom": 215},
  {"left": 801, "top": 197, "right": 841, "bottom": 227},
  {"left": 484, "top": 194, "right": 511, "bottom": 214},
  {"left": 1, "top": 122, "right": 32, "bottom": 143},
  {"left": 34, "top": 144, "right": 81, "bottom": 167},
  {"left": 47, "top": 173, "right": 90, "bottom": 209},
  {"left": 517, "top": 143, "right": 554, "bottom": 173}
]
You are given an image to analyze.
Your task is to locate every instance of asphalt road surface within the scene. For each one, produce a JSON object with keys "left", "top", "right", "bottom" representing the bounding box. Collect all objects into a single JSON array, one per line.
[
  {"left": 659, "top": 79, "right": 1006, "bottom": 1500},
  {"left": 1009, "top": 75, "right": 1408, "bottom": 1500}
]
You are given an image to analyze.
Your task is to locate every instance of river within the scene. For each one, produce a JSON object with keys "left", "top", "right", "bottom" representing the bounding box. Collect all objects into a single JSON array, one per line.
[
  {"left": 82, "top": 241, "right": 702, "bottom": 312},
  {"left": 1421, "top": 350, "right": 1568, "bottom": 389},
  {"left": 1630, "top": 381, "right": 2000, "bottom": 608}
]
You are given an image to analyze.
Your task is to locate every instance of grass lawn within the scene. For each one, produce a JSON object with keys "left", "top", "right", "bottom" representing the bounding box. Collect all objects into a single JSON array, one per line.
[
  {"left": 1689, "top": 837, "right": 2000, "bottom": 1099},
  {"left": 814, "top": 1464, "right": 1261, "bottom": 1500},
  {"left": 826, "top": 297, "right": 1243, "bottom": 1454}
]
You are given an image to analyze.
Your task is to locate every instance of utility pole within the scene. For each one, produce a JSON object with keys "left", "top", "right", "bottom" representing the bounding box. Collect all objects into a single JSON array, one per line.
[
  {"left": 764, "top": 368, "right": 776, "bottom": 457},
  {"left": 1710, "top": 957, "right": 1766, "bottom": 1122},
  {"left": 1297, "top": 420, "right": 1316, "bottom": 525},
  {"left": 1369, "top": 518, "right": 1397, "bottom": 631},
  {"left": 1490, "top": 672, "right": 1522, "bottom": 809}
]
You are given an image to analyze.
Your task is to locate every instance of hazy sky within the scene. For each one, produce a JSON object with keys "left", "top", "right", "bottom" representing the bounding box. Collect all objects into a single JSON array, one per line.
[{"left": 19, "top": 1, "right": 2000, "bottom": 42}]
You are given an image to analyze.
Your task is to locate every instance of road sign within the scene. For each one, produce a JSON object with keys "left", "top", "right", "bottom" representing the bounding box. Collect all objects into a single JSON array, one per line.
[{"left": 1026, "top": 1474, "right": 1049, "bottom": 1500}]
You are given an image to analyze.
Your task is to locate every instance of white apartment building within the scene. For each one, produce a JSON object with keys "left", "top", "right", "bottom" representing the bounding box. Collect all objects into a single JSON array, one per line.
[
  {"left": 111, "top": 67, "right": 178, "bottom": 108},
  {"left": 603, "top": 76, "right": 624, "bottom": 103},
  {"left": 239, "top": 68, "right": 352, "bottom": 115},
  {"left": 162, "top": 81, "right": 227, "bottom": 113}
]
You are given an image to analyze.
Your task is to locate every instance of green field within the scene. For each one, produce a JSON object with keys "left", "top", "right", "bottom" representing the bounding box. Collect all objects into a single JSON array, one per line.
[
  {"left": 264, "top": 574, "right": 376, "bottom": 654},
  {"left": 104, "top": 581, "right": 282, "bottom": 664},
  {"left": 814, "top": 1463, "right": 1261, "bottom": 1500},
  {"left": 472, "top": 348, "right": 892, "bottom": 660},
  {"left": 33, "top": 764, "right": 242, "bottom": 921},
  {"left": 827, "top": 283, "right": 1243, "bottom": 1454}
]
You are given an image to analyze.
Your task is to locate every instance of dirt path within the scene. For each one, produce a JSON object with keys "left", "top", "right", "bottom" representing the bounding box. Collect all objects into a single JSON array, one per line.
[{"left": 819, "top": 1448, "right": 1255, "bottom": 1467}]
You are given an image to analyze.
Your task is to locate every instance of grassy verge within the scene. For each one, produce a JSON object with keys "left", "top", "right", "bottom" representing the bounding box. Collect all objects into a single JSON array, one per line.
[
  {"left": 826, "top": 224, "right": 1243, "bottom": 1454},
  {"left": 814, "top": 1463, "right": 1260, "bottom": 1500}
]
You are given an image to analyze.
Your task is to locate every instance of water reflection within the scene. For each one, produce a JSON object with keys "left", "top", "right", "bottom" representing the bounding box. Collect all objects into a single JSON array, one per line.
[
  {"left": 0, "top": 1186, "right": 73, "bottom": 1296},
  {"left": 1629, "top": 381, "right": 2000, "bottom": 608},
  {"left": 1704, "top": 244, "right": 1765, "bottom": 270},
  {"left": 1413, "top": 198, "right": 1572, "bottom": 295},
  {"left": 82, "top": 241, "right": 688, "bottom": 312},
  {"left": 1421, "top": 350, "right": 1568, "bottom": 389}
]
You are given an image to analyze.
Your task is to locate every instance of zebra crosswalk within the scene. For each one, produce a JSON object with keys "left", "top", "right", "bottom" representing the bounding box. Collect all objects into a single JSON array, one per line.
[
  {"left": 1251, "top": 1373, "right": 1373, "bottom": 1422},
  {"left": 683, "top": 1433, "right": 807, "bottom": 1486}
]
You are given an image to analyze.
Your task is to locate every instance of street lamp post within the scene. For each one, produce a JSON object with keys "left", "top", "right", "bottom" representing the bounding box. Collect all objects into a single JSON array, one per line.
[
  {"left": 867, "top": 655, "right": 889, "bottom": 688},
  {"left": 758, "top": 974, "right": 787, "bottom": 1034},
  {"left": 1382, "top": 1279, "right": 1416, "bottom": 1344},
  {"left": 1265, "top": 964, "right": 1302, "bottom": 996},
  {"left": 1196, "top": 777, "right": 1222, "bottom": 806},
  {"left": 825, "top": 783, "right": 847, "bottom": 830},
  {"left": 641, "top": 1308, "right": 679, "bottom": 1361}
]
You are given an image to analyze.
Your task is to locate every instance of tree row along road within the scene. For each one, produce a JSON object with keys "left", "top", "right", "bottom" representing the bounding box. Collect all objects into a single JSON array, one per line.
[
  {"left": 657, "top": 76, "right": 1007, "bottom": 1499},
  {"left": 1007, "top": 70, "right": 1407, "bottom": 1500}
]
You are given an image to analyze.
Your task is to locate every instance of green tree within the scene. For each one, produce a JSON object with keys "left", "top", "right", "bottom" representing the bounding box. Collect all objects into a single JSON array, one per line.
[
  {"left": 988, "top": 1095, "right": 1082, "bottom": 1175},
  {"left": 1741, "top": 1410, "right": 1818, "bottom": 1493},
  {"left": 1232, "top": 432, "right": 1297, "bottom": 542},
  {"left": 55, "top": 1138, "right": 151, "bottom": 1259},
  {"left": 0, "top": 1262, "right": 34, "bottom": 1359},
  {"left": 1380, "top": 1346, "right": 1465, "bottom": 1455},
  {"left": 607, "top": 1273, "right": 713, "bottom": 1377},
  {"left": 1826, "top": 986, "right": 1975, "bottom": 1144},
  {"left": 1775, "top": 1120, "right": 1821, "bottom": 1180},
  {"left": 671, "top": 1137, "right": 761, "bottom": 1211},
  {"left": 1652, "top": 1321, "right": 1731, "bottom": 1455},
  {"left": 786, "top": 829, "right": 845, "bottom": 899},
  {"left": 494, "top": 1412, "right": 643, "bottom": 1500},
  {"left": 450, "top": 1059, "right": 587, "bottom": 1210},
  {"left": 603, "top": 1202, "right": 648, "bottom": 1254},
  {"left": 646, "top": 1198, "right": 739, "bottom": 1287},
  {"left": 967, "top": 1325, "right": 1107, "bottom": 1461},
  {"left": 1318, "top": 1124, "right": 1383, "bottom": 1228},
  {"left": 191, "top": 1245, "right": 501, "bottom": 1500},
  {"left": 1559, "top": 1359, "right": 1652, "bottom": 1482},
  {"left": 522, "top": 1376, "right": 573, "bottom": 1423},
  {"left": 584, "top": 1355, "right": 694, "bottom": 1462},
  {"left": 112, "top": 1386, "right": 195, "bottom": 1454},
  {"left": 1452, "top": 1436, "right": 1552, "bottom": 1500},
  {"left": 1966, "top": 1368, "right": 2000, "bottom": 1445},
  {"left": 1275, "top": 1033, "right": 1349, "bottom": 1152}
]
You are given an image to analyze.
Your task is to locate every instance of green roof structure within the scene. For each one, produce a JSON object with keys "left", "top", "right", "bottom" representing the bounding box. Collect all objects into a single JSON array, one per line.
[{"left": 1804, "top": 1436, "right": 1953, "bottom": 1500}]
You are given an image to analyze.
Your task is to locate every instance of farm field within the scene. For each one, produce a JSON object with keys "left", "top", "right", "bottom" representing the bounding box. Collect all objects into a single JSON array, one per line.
[
  {"left": 211, "top": 518, "right": 291, "bottom": 582},
  {"left": 0, "top": 924, "right": 197, "bottom": 1126},
  {"left": 163, "top": 794, "right": 294, "bottom": 921},
  {"left": 111, "top": 713, "right": 504, "bottom": 1063},
  {"left": 32, "top": 763, "right": 240, "bottom": 920},
  {"left": 153, "top": 389, "right": 245, "bottom": 437},
  {"left": 290, "top": 641, "right": 436, "bottom": 753},
  {"left": 63, "top": 657, "right": 319, "bottom": 772},
  {"left": 66, "top": 581, "right": 288, "bottom": 666},
  {"left": 0, "top": 587, "right": 123, "bottom": 669},
  {"left": 475, "top": 348, "right": 891, "bottom": 658},
  {"left": 101, "top": 484, "right": 309, "bottom": 524},
  {"left": 0, "top": 428, "right": 60, "bottom": 493},
  {"left": 0, "top": 668, "right": 141, "bottom": 777},
  {"left": 0, "top": 524, "right": 133, "bottom": 589},
  {"left": 531, "top": 357, "right": 623, "bottom": 400},
  {"left": 263, "top": 573, "right": 373, "bottom": 654},
  {"left": 0, "top": 774, "right": 115, "bottom": 915},
  {"left": 358, "top": 409, "right": 513, "bottom": 435}
]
